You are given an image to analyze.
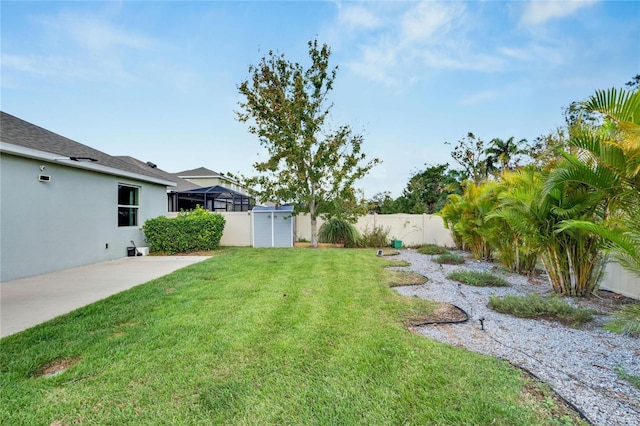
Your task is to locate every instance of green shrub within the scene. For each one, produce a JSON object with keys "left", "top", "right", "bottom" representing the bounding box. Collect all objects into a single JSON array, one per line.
[
  {"left": 605, "top": 303, "right": 640, "bottom": 337},
  {"left": 434, "top": 253, "right": 465, "bottom": 265},
  {"left": 489, "top": 293, "right": 596, "bottom": 327},
  {"left": 418, "top": 244, "right": 448, "bottom": 255},
  {"left": 447, "top": 270, "right": 509, "bottom": 287},
  {"left": 358, "top": 225, "right": 391, "bottom": 248},
  {"left": 143, "top": 206, "right": 226, "bottom": 254},
  {"left": 318, "top": 217, "right": 361, "bottom": 248}
]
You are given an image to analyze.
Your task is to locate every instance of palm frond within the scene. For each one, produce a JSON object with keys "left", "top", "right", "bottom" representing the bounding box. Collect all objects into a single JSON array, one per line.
[{"left": 582, "top": 88, "right": 640, "bottom": 126}]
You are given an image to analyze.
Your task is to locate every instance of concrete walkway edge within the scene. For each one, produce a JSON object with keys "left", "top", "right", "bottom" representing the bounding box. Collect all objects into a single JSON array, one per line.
[{"left": 1, "top": 256, "right": 210, "bottom": 338}]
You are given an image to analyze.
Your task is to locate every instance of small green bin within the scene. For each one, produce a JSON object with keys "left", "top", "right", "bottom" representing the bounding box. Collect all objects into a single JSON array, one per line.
[{"left": 391, "top": 239, "right": 402, "bottom": 249}]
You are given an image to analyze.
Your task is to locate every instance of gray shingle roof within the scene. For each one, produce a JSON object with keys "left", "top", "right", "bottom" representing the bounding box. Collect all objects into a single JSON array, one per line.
[
  {"left": 115, "top": 156, "right": 199, "bottom": 191},
  {"left": 1, "top": 111, "right": 175, "bottom": 185},
  {"left": 175, "top": 167, "right": 222, "bottom": 177}
]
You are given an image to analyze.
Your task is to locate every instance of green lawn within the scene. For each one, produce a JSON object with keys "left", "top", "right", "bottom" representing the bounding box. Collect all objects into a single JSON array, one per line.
[{"left": 0, "top": 248, "right": 583, "bottom": 425}]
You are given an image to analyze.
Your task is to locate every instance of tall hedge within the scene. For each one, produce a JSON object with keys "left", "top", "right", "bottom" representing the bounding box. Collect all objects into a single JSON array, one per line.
[{"left": 143, "top": 206, "right": 226, "bottom": 254}]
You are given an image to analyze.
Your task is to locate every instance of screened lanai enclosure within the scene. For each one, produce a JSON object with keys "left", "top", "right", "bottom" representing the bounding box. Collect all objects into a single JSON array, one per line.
[{"left": 168, "top": 185, "right": 254, "bottom": 212}]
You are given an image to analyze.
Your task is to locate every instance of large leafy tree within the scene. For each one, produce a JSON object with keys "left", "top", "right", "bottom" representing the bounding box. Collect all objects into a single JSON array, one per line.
[
  {"left": 447, "top": 132, "right": 494, "bottom": 184},
  {"left": 236, "top": 39, "right": 380, "bottom": 247},
  {"left": 526, "top": 127, "right": 570, "bottom": 169},
  {"left": 368, "top": 191, "right": 402, "bottom": 214},
  {"left": 401, "top": 164, "right": 462, "bottom": 214}
]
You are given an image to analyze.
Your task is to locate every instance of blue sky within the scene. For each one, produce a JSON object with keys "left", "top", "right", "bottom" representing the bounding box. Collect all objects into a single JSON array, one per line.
[{"left": 2, "top": 1, "right": 638, "bottom": 198}]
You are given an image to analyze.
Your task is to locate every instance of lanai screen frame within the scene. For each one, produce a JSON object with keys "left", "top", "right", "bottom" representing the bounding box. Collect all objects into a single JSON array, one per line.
[{"left": 168, "top": 185, "right": 254, "bottom": 212}]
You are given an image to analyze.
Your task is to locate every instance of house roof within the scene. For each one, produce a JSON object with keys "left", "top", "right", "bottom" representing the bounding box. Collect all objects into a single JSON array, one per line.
[
  {"left": 252, "top": 205, "right": 295, "bottom": 213},
  {"left": 0, "top": 111, "right": 176, "bottom": 186},
  {"left": 115, "top": 156, "right": 199, "bottom": 192},
  {"left": 175, "top": 167, "right": 223, "bottom": 177},
  {"left": 175, "top": 166, "right": 243, "bottom": 189},
  {"left": 173, "top": 185, "right": 247, "bottom": 197}
]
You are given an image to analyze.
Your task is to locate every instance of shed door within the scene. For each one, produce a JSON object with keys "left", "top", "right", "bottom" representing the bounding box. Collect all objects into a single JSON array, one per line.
[
  {"left": 273, "top": 213, "right": 293, "bottom": 247},
  {"left": 253, "top": 213, "right": 273, "bottom": 248}
]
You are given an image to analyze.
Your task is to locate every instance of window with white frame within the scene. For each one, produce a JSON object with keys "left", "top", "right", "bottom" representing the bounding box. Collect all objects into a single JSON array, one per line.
[{"left": 118, "top": 184, "right": 139, "bottom": 227}]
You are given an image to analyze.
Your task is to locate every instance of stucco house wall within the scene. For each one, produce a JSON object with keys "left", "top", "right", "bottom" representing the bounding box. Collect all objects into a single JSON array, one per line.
[
  {"left": 0, "top": 112, "right": 174, "bottom": 282},
  {"left": 0, "top": 153, "right": 169, "bottom": 282}
]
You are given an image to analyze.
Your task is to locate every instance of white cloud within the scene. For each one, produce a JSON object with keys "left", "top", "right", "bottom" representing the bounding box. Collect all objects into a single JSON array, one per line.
[
  {"left": 1, "top": 54, "right": 41, "bottom": 74},
  {"left": 337, "top": 3, "right": 380, "bottom": 30},
  {"left": 1, "top": 10, "right": 184, "bottom": 88},
  {"left": 400, "top": 1, "right": 464, "bottom": 42},
  {"left": 348, "top": 38, "right": 401, "bottom": 84},
  {"left": 1, "top": 52, "right": 107, "bottom": 82},
  {"left": 334, "top": 2, "right": 483, "bottom": 86},
  {"left": 37, "top": 12, "right": 156, "bottom": 53},
  {"left": 521, "top": 0, "right": 598, "bottom": 26},
  {"left": 417, "top": 49, "right": 505, "bottom": 72},
  {"left": 461, "top": 90, "right": 499, "bottom": 106},
  {"left": 332, "top": 1, "right": 589, "bottom": 89},
  {"left": 498, "top": 46, "right": 533, "bottom": 62},
  {"left": 497, "top": 41, "right": 568, "bottom": 67}
]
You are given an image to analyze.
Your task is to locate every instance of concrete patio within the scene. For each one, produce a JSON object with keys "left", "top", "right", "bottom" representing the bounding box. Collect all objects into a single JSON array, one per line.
[{"left": 0, "top": 255, "right": 210, "bottom": 338}]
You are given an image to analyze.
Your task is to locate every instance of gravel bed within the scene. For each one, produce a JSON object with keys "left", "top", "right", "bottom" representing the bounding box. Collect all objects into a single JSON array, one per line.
[{"left": 392, "top": 249, "right": 640, "bottom": 426}]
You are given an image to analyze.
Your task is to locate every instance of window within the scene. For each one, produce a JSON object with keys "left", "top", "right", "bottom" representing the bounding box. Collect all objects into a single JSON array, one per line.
[{"left": 118, "top": 184, "right": 139, "bottom": 227}]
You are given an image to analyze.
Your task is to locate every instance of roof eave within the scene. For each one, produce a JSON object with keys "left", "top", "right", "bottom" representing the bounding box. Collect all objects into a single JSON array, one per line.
[
  {"left": 1, "top": 142, "right": 177, "bottom": 187},
  {"left": 179, "top": 175, "right": 223, "bottom": 179}
]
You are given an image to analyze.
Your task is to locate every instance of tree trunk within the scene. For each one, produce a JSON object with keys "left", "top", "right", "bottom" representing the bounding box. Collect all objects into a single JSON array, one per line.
[
  {"left": 310, "top": 182, "right": 318, "bottom": 248},
  {"left": 310, "top": 214, "right": 318, "bottom": 248}
]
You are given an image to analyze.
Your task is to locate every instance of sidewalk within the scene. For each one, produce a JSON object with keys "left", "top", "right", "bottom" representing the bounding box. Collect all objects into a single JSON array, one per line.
[{"left": 1, "top": 256, "right": 209, "bottom": 338}]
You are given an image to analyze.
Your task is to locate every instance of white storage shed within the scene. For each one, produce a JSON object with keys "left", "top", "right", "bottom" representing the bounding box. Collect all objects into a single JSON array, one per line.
[{"left": 252, "top": 205, "right": 295, "bottom": 248}]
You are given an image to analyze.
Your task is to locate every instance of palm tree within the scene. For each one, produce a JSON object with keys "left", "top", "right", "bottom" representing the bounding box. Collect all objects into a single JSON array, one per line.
[
  {"left": 547, "top": 87, "right": 640, "bottom": 277},
  {"left": 485, "top": 136, "right": 527, "bottom": 173},
  {"left": 484, "top": 170, "right": 539, "bottom": 275},
  {"left": 440, "top": 180, "right": 498, "bottom": 260},
  {"left": 495, "top": 167, "right": 605, "bottom": 296}
]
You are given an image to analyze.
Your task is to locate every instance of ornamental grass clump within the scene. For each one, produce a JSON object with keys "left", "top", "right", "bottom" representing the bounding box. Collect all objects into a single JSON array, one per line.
[
  {"left": 434, "top": 253, "right": 465, "bottom": 265},
  {"left": 418, "top": 244, "right": 448, "bottom": 255},
  {"left": 605, "top": 303, "right": 640, "bottom": 337},
  {"left": 489, "top": 293, "right": 596, "bottom": 327},
  {"left": 318, "top": 217, "right": 361, "bottom": 247},
  {"left": 447, "top": 270, "right": 509, "bottom": 287}
]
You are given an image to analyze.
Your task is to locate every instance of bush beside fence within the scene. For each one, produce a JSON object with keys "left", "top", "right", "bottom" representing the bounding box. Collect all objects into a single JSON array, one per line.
[{"left": 144, "top": 207, "right": 225, "bottom": 254}]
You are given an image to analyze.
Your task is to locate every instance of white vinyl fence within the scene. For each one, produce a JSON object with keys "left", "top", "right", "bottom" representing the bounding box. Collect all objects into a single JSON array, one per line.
[
  {"left": 602, "top": 262, "right": 640, "bottom": 300},
  {"left": 167, "top": 212, "right": 456, "bottom": 247},
  {"left": 165, "top": 211, "right": 639, "bottom": 300},
  {"left": 294, "top": 213, "right": 455, "bottom": 248}
]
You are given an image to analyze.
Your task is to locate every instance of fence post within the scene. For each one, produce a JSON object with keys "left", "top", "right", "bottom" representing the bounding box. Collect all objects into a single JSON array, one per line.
[{"left": 423, "top": 214, "right": 427, "bottom": 245}]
